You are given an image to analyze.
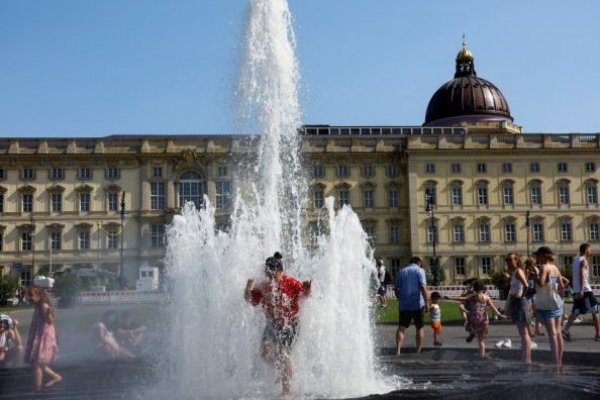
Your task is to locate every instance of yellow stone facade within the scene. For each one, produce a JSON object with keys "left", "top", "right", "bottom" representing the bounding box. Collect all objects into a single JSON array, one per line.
[{"left": 1, "top": 123, "right": 600, "bottom": 285}]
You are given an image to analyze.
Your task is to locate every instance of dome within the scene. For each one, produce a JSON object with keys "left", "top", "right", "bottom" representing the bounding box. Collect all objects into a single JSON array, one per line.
[{"left": 424, "top": 42, "right": 513, "bottom": 126}]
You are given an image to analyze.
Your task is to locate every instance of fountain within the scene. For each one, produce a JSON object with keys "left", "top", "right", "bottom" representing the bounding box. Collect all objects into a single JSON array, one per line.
[{"left": 163, "top": 0, "right": 388, "bottom": 398}]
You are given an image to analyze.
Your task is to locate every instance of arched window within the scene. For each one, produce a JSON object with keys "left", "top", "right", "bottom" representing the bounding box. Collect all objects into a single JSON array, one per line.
[
  {"left": 557, "top": 179, "right": 570, "bottom": 205},
  {"left": 529, "top": 179, "right": 542, "bottom": 205},
  {"left": 475, "top": 180, "right": 489, "bottom": 206},
  {"left": 179, "top": 171, "right": 204, "bottom": 208},
  {"left": 585, "top": 179, "right": 598, "bottom": 205},
  {"left": 501, "top": 180, "right": 514, "bottom": 206}
]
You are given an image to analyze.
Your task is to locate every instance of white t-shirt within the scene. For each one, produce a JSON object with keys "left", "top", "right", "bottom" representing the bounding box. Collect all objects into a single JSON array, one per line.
[
  {"left": 378, "top": 265, "right": 386, "bottom": 284},
  {"left": 572, "top": 256, "right": 592, "bottom": 292}
]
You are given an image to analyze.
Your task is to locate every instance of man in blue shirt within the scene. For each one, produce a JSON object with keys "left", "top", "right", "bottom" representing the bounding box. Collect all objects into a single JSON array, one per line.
[{"left": 395, "top": 256, "right": 428, "bottom": 355}]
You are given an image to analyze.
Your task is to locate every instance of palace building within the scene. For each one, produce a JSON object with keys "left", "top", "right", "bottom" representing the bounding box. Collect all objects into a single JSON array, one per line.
[{"left": 1, "top": 42, "right": 600, "bottom": 286}]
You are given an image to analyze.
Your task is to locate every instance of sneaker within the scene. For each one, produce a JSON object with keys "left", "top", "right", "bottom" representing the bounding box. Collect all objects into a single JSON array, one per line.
[
  {"left": 595, "top": 335, "right": 600, "bottom": 342},
  {"left": 495, "top": 339, "right": 505, "bottom": 348},
  {"left": 562, "top": 330, "right": 572, "bottom": 342},
  {"left": 466, "top": 333, "right": 475, "bottom": 343},
  {"left": 502, "top": 338, "right": 512, "bottom": 348},
  {"left": 434, "top": 341, "right": 443, "bottom": 346},
  {"left": 530, "top": 341, "right": 538, "bottom": 350}
]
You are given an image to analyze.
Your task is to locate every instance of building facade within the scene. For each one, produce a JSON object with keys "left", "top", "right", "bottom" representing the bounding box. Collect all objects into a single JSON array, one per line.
[{"left": 2, "top": 43, "right": 600, "bottom": 285}]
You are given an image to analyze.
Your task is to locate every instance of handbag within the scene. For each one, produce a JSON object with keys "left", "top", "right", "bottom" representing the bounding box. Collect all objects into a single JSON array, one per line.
[{"left": 535, "top": 276, "right": 562, "bottom": 310}]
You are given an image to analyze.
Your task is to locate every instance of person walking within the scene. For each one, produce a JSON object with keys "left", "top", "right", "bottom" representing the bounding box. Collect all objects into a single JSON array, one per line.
[
  {"left": 24, "top": 285, "right": 62, "bottom": 392},
  {"left": 505, "top": 253, "right": 533, "bottom": 364},
  {"left": 562, "top": 243, "right": 600, "bottom": 342},
  {"left": 395, "top": 256, "right": 428, "bottom": 355},
  {"left": 533, "top": 246, "right": 565, "bottom": 368},
  {"left": 244, "top": 253, "right": 311, "bottom": 398}
]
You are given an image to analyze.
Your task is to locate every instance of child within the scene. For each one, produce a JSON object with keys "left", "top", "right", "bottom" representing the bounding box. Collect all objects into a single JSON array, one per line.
[
  {"left": 464, "top": 280, "right": 506, "bottom": 358},
  {"left": 429, "top": 292, "right": 442, "bottom": 346}
]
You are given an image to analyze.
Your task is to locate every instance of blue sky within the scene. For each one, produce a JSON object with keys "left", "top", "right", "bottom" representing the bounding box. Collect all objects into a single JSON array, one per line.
[{"left": 1, "top": 0, "right": 599, "bottom": 137}]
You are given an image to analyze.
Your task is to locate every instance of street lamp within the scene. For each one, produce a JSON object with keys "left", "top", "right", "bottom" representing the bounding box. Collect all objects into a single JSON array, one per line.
[
  {"left": 425, "top": 189, "right": 439, "bottom": 286},
  {"left": 119, "top": 191, "right": 126, "bottom": 289}
]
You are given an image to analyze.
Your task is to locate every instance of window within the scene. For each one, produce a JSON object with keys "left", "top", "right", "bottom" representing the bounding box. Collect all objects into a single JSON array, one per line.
[
  {"left": 51, "top": 193, "right": 62, "bottom": 212},
  {"left": 21, "top": 168, "right": 34, "bottom": 180},
  {"left": 532, "top": 220, "right": 544, "bottom": 242},
  {"left": 530, "top": 182, "right": 542, "bottom": 205},
  {"left": 79, "top": 230, "right": 90, "bottom": 250},
  {"left": 590, "top": 221, "right": 600, "bottom": 241},
  {"left": 391, "top": 258, "right": 402, "bottom": 273},
  {"left": 364, "top": 225, "right": 376, "bottom": 246},
  {"left": 50, "top": 231, "right": 61, "bottom": 250},
  {"left": 477, "top": 184, "right": 488, "bottom": 205},
  {"left": 560, "top": 219, "right": 572, "bottom": 241},
  {"left": 79, "top": 167, "right": 91, "bottom": 180},
  {"left": 503, "top": 182, "right": 514, "bottom": 205},
  {"left": 453, "top": 222, "right": 464, "bottom": 243},
  {"left": 451, "top": 184, "right": 463, "bottom": 205},
  {"left": 363, "top": 165, "right": 374, "bottom": 177},
  {"left": 363, "top": 189, "right": 374, "bottom": 208},
  {"left": 179, "top": 171, "right": 204, "bottom": 208},
  {"left": 0, "top": 168, "right": 5, "bottom": 180},
  {"left": 455, "top": 257, "right": 466, "bottom": 275},
  {"left": 0, "top": 230, "right": 3, "bottom": 252},
  {"left": 505, "top": 221, "right": 516, "bottom": 243},
  {"left": 153, "top": 166, "right": 163, "bottom": 178},
  {"left": 22, "top": 231, "right": 32, "bottom": 251},
  {"left": 22, "top": 194, "right": 33, "bottom": 213},
  {"left": 107, "top": 230, "right": 119, "bottom": 249},
  {"left": 586, "top": 182, "right": 598, "bottom": 204},
  {"left": 386, "top": 164, "right": 398, "bottom": 178},
  {"left": 425, "top": 185, "right": 437, "bottom": 206},
  {"left": 0, "top": 194, "right": 3, "bottom": 213},
  {"left": 313, "top": 188, "right": 324, "bottom": 208},
  {"left": 388, "top": 189, "right": 398, "bottom": 207},
  {"left": 592, "top": 256, "right": 600, "bottom": 278},
  {"left": 312, "top": 164, "right": 324, "bottom": 178},
  {"left": 217, "top": 165, "right": 228, "bottom": 177},
  {"left": 558, "top": 181, "right": 570, "bottom": 205},
  {"left": 389, "top": 224, "right": 400, "bottom": 245},
  {"left": 338, "top": 190, "right": 349, "bottom": 207},
  {"left": 106, "top": 167, "right": 120, "bottom": 180},
  {"left": 150, "top": 182, "right": 166, "bottom": 210},
  {"left": 50, "top": 167, "right": 64, "bottom": 180},
  {"left": 481, "top": 257, "right": 492, "bottom": 275},
  {"left": 479, "top": 221, "right": 490, "bottom": 243},
  {"left": 586, "top": 162, "right": 596, "bottom": 173},
  {"left": 427, "top": 224, "right": 438, "bottom": 244},
  {"left": 337, "top": 165, "right": 349, "bottom": 177},
  {"left": 562, "top": 256, "right": 573, "bottom": 271},
  {"left": 108, "top": 192, "right": 118, "bottom": 212},
  {"left": 502, "top": 163, "right": 512, "bottom": 173},
  {"left": 425, "top": 163, "right": 435, "bottom": 174},
  {"left": 530, "top": 162, "right": 540, "bottom": 173},
  {"left": 216, "top": 181, "right": 231, "bottom": 210},
  {"left": 477, "top": 163, "right": 486, "bottom": 173},
  {"left": 80, "top": 192, "right": 90, "bottom": 212},
  {"left": 151, "top": 223, "right": 165, "bottom": 248},
  {"left": 557, "top": 162, "right": 568, "bottom": 173},
  {"left": 451, "top": 163, "right": 461, "bottom": 173}
]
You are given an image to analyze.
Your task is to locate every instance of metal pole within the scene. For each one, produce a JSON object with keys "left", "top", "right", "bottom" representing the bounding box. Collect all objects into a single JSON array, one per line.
[
  {"left": 49, "top": 236, "right": 53, "bottom": 276},
  {"left": 30, "top": 214, "right": 35, "bottom": 275},
  {"left": 526, "top": 210, "right": 531, "bottom": 256},
  {"left": 120, "top": 191, "right": 125, "bottom": 289},
  {"left": 426, "top": 190, "right": 439, "bottom": 286}
]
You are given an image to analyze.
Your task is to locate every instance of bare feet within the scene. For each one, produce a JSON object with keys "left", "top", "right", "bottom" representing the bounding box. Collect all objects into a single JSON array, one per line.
[{"left": 44, "top": 375, "right": 62, "bottom": 387}]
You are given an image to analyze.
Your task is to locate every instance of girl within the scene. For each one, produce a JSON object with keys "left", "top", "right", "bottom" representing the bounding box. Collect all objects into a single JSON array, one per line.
[
  {"left": 505, "top": 253, "right": 533, "bottom": 364},
  {"left": 464, "top": 280, "right": 506, "bottom": 358},
  {"left": 24, "top": 285, "right": 62, "bottom": 391}
]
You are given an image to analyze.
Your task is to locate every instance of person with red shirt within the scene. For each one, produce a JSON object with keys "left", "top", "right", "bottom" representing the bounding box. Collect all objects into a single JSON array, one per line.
[{"left": 244, "top": 252, "right": 311, "bottom": 398}]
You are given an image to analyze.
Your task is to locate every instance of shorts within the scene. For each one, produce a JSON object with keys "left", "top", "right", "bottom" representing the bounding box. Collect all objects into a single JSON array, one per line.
[
  {"left": 536, "top": 307, "right": 563, "bottom": 323},
  {"left": 377, "top": 286, "right": 386, "bottom": 297},
  {"left": 430, "top": 320, "right": 442, "bottom": 332},
  {"left": 398, "top": 308, "right": 425, "bottom": 329},
  {"left": 507, "top": 296, "right": 531, "bottom": 325},
  {"left": 571, "top": 292, "right": 599, "bottom": 315},
  {"left": 262, "top": 321, "right": 298, "bottom": 348}
]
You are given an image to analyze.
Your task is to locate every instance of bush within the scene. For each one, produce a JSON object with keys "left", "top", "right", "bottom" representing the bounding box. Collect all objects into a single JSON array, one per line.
[
  {"left": 490, "top": 270, "right": 510, "bottom": 300},
  {"left": 0, "top": 277, "right": 18, "bottom": 306},
  {"left": 53, "top": 272, "right": 82, "bottom": 307}
]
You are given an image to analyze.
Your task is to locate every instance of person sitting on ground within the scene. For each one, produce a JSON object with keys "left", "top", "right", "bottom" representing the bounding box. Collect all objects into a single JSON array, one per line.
[
  {"left": 116, "top": 311, "right": 147, "bottom": 351},
  {"left": 0, "top": 315, "right": 23, "bottom": 368},
  {"left": 463, "top": 280, "right": 506, "bottom": 358},
  {"left": 96, "top": 310, "right": 135, "bottom": 359}
]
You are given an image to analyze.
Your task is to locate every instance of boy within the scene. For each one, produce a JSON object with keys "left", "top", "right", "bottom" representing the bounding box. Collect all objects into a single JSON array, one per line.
[{"left": 429, "top": 292, "right": 442, "bottom": 346}]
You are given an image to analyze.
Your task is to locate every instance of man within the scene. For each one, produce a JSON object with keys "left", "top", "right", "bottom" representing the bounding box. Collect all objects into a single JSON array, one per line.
[
  {"left": 376, "top": 258, "right": 390, "bottom": 309},
  {"left": 244, "top": 253, "right": 311, "bottom": 397},
  {"left": 562, "top": 243, "right": 600, "bottom": 341},
  {"left": 395, "top": 256, "right": 428, "bottom": 355}
]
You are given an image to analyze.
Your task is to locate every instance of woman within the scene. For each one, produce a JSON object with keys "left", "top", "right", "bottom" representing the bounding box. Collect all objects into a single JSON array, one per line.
[
  {"left": 505, "top": 253, "right": 532, "bottom": 364},
  {"left": 533, "top": 246, "right": 565, "bottom": 368},
  {"left": 96, "top": 310, "right": 135, "bottom": 359},
  {"left": 24, "top": 285, "right": 62, "bottom": 391}
]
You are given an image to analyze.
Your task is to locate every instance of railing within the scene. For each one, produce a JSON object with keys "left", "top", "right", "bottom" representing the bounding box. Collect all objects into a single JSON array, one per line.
[{"left": 78, "top": 290, "right": 163, "bottom": 305}]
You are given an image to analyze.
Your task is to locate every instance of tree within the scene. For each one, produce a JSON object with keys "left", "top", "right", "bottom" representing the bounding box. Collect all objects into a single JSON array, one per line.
[
  {"left": 53, "top": 271, "right": 82, "bottom": 307},
  {"left": 0, "top": 276, "right": 18, "bottom": 306}
]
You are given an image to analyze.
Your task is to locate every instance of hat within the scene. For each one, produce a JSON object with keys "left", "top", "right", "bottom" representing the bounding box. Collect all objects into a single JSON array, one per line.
[{"left": 533, "top": 246, "right": 554, "bottom": 256}]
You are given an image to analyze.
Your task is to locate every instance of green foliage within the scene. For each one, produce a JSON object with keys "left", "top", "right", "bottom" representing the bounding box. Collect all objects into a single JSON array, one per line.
[
  {"left": 0, "top": 277, "right": 18, "bottom": 306},
  {"left": 490, "top": 270, "right": 510, "bottom": 299},
  {"left": 53, "top": 272, "right": 82, "bottom": 307},
  {"left": 561, "top": 262, "right": 573, "bottom": 284}
]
